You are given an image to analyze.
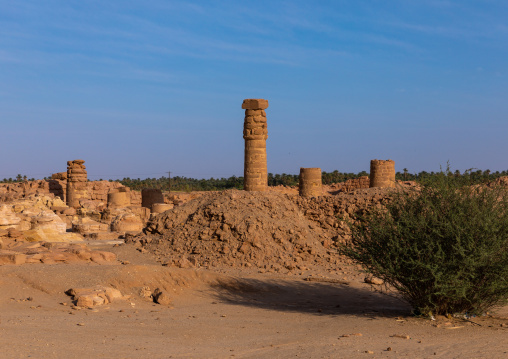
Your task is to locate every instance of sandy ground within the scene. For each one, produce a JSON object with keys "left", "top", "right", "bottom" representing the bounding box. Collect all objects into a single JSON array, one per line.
[{"left": 1, "top": 243, "right": 507, "bottom": 359}]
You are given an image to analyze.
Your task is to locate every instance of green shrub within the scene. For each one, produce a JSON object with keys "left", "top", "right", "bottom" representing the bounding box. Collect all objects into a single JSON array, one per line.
[{"left": 339, "top": 170, "right": 508, "bottom": 316}]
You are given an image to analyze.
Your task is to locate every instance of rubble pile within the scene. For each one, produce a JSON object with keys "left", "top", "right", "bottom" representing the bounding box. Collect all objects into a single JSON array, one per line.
[{"left": 129, "top": 188, "right": 395, "bottom": 272}]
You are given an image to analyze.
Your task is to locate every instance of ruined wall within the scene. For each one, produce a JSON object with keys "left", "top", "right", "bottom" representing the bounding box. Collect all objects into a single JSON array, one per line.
[
  {"left": 299, "top": 168, "right": 323, "bottom": 197},
  {"left": 0, "top": 180, "right": 50, "bottom": 202},
  {"left": 339, "top": 176, "right": 370, "bottom": 192},
  {"left": 243, "top": 98, "right": 269, "bottom": 192},
  {"left": 0, "top": 180, "right": 141, "bottom": 208},
  {"left": 370, "top": 159, "right": 395, "bottom": 188}
]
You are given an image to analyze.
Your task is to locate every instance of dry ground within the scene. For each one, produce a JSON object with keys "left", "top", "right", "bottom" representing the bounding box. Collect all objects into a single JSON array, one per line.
[{"left": 0, "top": 243, "right": 507, "bottom": 359}]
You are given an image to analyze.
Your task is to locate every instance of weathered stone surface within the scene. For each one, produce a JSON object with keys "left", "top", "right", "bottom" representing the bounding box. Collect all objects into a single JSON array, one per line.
[
  {"left": 72, "top": 217, "right": 109, "bottom": 235},
  {"left": 364, "top": 276, "right": 384, "bottom": 285},
  {"left": 51, "top": 172, "right": 67, "bottom": 180},
  {"left": 111, "top": 213, "right": 143, "bottom": 234},
  {"left": 299, "top": 168, "right": 323, "bottom": 198},
  {"left": 241, "top": 98, "right": 269, "bottom": 110},
  {"left": 0, "top": 205, "right": 21, "bottom": 229},
  {"left": 370, "top": 159, "right": 395, "bottom": 188},
  {"left": 31, "top": 210, "right": 67, "bottom": 233},
  {"left": 151, "top": 203, "right": 173, "bottom": 214},
  {"left": 0, "top": 253, "right": 26, "bottom": 265},
  {"left": 67, "top": 286, "right": 126, "bottom": 308},
  {"left": 153, "top": 288, "right": 171, "bottom": 305},
  {"left": 66, "top": 159, "right": 88, "bottom": 208},
  {"left": 89, "top": 251, "right": 117, "bottom": 263},
  {"left": 107, "top": 187, "right": 131, "bottom": 208},
  {"left": 243, "top": 99, "right": 269, "bottom": 192},
  {"left": 141, "top": 189, "right": 164, "bottom": 210}
]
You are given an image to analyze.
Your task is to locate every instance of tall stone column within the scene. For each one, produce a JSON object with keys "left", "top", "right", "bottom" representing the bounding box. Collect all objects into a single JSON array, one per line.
[
  {"left": 370, "top": 159, "right": 395, "bottom": 188},
  {"left": 66, "top": 159, "right": 88, "bottom": 208},
  {"left": 242, "top": 98, "right": 269, "bottom": 192},
  {"left": 299, "top": 168, "right": 322, "bottom": 197}
]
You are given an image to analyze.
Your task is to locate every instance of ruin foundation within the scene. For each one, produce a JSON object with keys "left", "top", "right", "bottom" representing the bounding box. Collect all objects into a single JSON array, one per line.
[
  {"left": 299, "top": 168, "right": 323, "bottom": 197},
  {"left": 370, "top": 159, "right": 395, "bottom": 188},
  {"left": 243, "top": 99, "right": 269, "bottom": 192}
]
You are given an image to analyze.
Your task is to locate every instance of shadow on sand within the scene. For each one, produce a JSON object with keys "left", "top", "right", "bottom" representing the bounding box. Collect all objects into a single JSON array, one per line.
[{"left": 210, "top": 276, "right": 412, "bottom": 318}]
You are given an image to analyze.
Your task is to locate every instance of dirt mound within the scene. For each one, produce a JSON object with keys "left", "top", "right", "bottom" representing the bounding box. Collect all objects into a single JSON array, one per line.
[{"left": 131, "top": 189, "right": 343, "bottom": 272}]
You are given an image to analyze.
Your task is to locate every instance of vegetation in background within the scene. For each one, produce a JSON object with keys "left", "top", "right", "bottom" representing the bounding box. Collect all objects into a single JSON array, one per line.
[
  {"left": 339, "top": 168, "right": 508, "bottom": 316},
  {"left": 1, "top": 169, "right": 507, "bottom": 192}
]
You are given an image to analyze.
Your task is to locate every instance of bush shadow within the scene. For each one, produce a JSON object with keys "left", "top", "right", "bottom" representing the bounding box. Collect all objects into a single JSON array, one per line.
[{"left": 209, "top": 276, "right": 411, "bottom": 318}]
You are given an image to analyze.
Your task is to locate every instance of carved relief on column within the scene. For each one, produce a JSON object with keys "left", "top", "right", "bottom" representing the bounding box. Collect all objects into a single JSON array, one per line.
[{"left": 243, "top": 99, "right": 269, "bottom": 192}]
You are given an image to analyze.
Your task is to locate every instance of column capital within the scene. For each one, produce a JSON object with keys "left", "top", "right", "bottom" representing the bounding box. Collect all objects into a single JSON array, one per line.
[{"left": 242, "top": 99, "right": 269, "bottom": 110}]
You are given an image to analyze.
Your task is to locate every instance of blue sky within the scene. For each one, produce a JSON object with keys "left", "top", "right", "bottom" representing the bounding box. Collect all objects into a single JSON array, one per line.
[{"left": 1, "top": 0, "right": 507, "bottom": 180}]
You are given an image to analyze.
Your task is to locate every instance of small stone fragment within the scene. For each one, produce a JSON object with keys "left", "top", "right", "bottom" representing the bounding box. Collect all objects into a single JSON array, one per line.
[
  {"left": 391, "top": 334, "right": 410, "bottom": 339},
  {"left": 364, "top": 276, "right": 384, "bottom": 285}
]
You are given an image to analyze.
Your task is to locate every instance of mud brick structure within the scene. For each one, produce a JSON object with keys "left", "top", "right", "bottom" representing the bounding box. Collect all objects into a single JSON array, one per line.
[
  {"left": 66, "top": 160, "right": 88, "bottom": 208},
  {"left": 299, "top": 168, "right": 323, "bottom": 197},
  {"left": 242, "top": 99, "right": 269, "bottom": 192},
  {"left": 340, "top": 176, "right": 370, "bottom": 192},
  {"left": 141, "top": 189, "right": 164, "bottom": 210},
  {"left": 370, "top": 159, "right": 395, "bottom": 188},
  {"left": 107, "top": 187, "right": 131, "bottom": 208}
]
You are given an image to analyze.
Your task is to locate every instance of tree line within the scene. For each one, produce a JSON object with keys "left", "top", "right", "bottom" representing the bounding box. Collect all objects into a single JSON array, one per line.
[{"left": 2, "top": 169, "right": 508, "bottom": 192}]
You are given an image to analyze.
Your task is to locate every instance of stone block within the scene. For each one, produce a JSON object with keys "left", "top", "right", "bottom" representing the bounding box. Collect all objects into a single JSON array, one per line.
[
  {"left": 242, "top": 98, "right": 269, "bottom": 110},
  {"left": 0, "top": 253, "right": 26, "bottom": 265}
]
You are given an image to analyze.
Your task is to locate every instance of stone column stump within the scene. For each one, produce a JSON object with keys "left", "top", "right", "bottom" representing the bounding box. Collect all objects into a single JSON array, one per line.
[
  {"left": 370, "top": 159, "right": 395, "bottom": 188},
  {"left": 66, "top": 160, "right": 88, "bottom": 208},
  {"left": 107, "top": 187, "right": 131, "bottom": 208},
  {"left": 242, "top": 98, "right": 269, "bottom": 192},
  {"left": 299, "top": 168, "right": 323, "bottom": 197},
  {"left": 142, "top": 189, "right": 164, "bottom": 211}
]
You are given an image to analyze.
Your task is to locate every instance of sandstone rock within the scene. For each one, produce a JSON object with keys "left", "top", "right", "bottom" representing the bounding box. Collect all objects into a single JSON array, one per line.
[
  {"left": 24, "top": 228, "right": 84, "bottom": 243},
  {"left": 67, "top": 286, "right": 125, "bottom": 308},
  {"left": 153, "top": 288, "right": 171, "bottom": 305},
  {"left": 0, "top": 253, "right": 26, "bottom": 265},
  {"left": 103, "top": 287, "right": 123, "bottom": 302},
  {"left": 151, "top": 203, "right": 173, "bottom": 214},
  {"left": 88, "top": 232, "right": 120, "bottom": 241},
  {"left": 31, "top": 210, "right": 67, "bottom": 233},
  {"left": 0, "top": 205, "right": 21, "bottom": 229},
  {"left": 364, "top": 276, "right": 384, "bottom": 285},
  {"left": 51, "top": 172, "right": 67, "bottom": 180},
  {"left": 111, "top": 213, "right": 143, "bottom": 234},
  {"left": 72, "top": 217, "right": 109, "bottom": 235},
  {"left": 391, "top": 334, "right": 410, "bottom": 339},
  {"left": 76, "top": 295, "right": 95, "bottom": 308},
  {"left": 89, "top": 251, "right": 117, "bottom": 263},
  {"left": 242, "top": 98, "right": 269, "bottom": 110},
  {"left": 62, "top": 207, "right": 76, "bottom": 216}
]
